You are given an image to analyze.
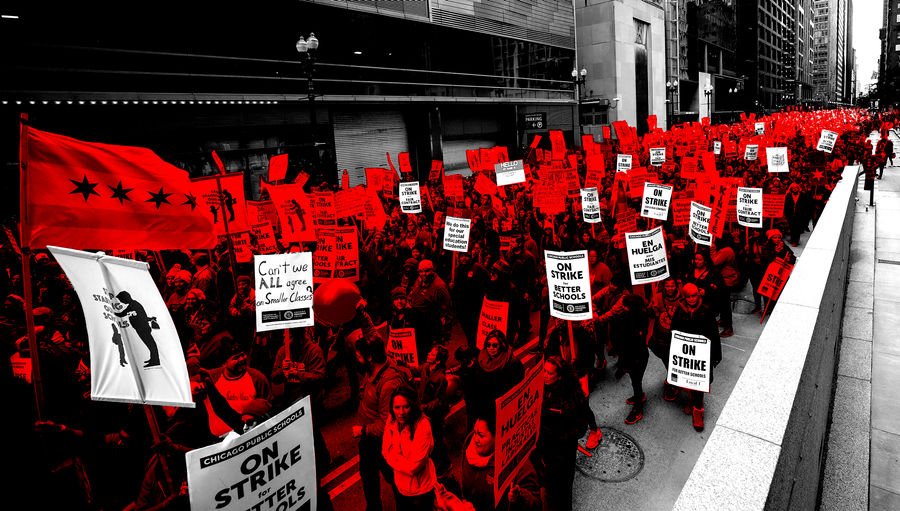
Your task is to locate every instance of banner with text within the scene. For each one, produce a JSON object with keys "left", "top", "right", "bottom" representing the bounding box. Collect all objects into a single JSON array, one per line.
[
  {"left": 666, "top": 330, "right": 711, "bottom": 393},
  {"left": 477, "top": 298, "right": 510, "bottom": 350},
  {"left": 254, "top": 252, "right": 314, "bottom": 332},
  {"left": 640, "top": 183, "right": 673, "bottom": 221},
  {"left": 736, "top": 187, "right": 763, "bottom": 228},
  {"left": 443, "top": 216, "right": 472, "bottom": 252},
  {"left": 545, "top": 250, "right": 592, "bottom": 321},
  {"left": 625, "top": 226, "right": 670, "bottom": 285},
  {"left": 689, "top": 201, "right": 713, "bottom": 246},
  {"left": 493, "top": 362, "right": 543, "bottom": 507}
]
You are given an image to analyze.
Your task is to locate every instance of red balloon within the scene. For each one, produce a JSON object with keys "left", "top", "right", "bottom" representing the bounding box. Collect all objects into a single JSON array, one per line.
[{"left": 313, "top": 280, "right": 361, "bottom": 327}]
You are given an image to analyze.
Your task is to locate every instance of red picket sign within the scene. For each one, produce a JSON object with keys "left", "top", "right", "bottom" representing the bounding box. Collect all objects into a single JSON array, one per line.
[
  {"left": 758, "top": 258, "right": 794, "bottom": 301},
  {"left": 549, "top": 130, "right": 567, "bottom": 161},
  {"left": 763, "top": 193, "right": 786, "bottom": 218}
]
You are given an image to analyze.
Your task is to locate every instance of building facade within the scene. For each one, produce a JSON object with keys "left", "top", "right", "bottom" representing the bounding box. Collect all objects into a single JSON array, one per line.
[
  {"left": 879, "top": 0, "right": 900, "bottom": 106},
  {"left": 812, "top": 0, "right": 853, "bottom": 105}
]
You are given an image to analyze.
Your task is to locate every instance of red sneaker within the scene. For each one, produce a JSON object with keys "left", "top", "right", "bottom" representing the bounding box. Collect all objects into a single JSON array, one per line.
[
  {"left": 663, "top": 384, "right": 679, "bottom": 401},
  {"left": 625, "top": 408, "right": 643, "bottom": 424},
  {"left": 692, "top": 407, "right": 705, "bottom": 432},
  {"left": 625, "top": 394, "right": 647, "bottom": 405},
  {"left": 585, "top": 428, "right": 603, "bottom": 449}
]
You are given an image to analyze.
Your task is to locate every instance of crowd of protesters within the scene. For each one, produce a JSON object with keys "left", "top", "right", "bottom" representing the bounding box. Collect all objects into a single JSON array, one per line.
[{"left": 3, "top": 108, "right": 897, "bottom": 511}]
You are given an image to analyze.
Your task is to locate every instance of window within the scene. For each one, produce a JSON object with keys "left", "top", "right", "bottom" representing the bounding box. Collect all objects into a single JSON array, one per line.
[{"left": 581, "top": 103, "right": 609, "bottom": 126}]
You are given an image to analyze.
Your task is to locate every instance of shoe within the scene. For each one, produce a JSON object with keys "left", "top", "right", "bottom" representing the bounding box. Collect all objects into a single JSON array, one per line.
[
  {"left": 144, "top": 359, "right": 160, "bottom": 367},
  {"left": 663, "top": 384, "right": 679, "bottom": 401},
  {"left": 719, "top": 328, "right": 734, "bottom": 338},
  {"left": 625, "top": 394, "right": 647, "bottom": 405},
  {"left": 585, "top": 428, "right": 603, "bottom": 449},
  {"left": 692, "top": 407, "right": 705, "bottom": 432},
  {"left": 625, "top": 408, "right": 643, "bottom": 424}
]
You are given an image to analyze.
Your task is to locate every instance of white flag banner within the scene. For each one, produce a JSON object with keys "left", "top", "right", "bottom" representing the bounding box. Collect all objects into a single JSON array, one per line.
[
  {"left": 545, "top": 250, "right": 592, "bottom": 321},
  {"left": 399, "top": 181, "right": 422, "bottom": 213},
  {"left": 186, "top": 396, "right": 317, "bottom": 511},
  {"left": 817, "top": 129, "right": 838, "bottom": 153},
  {"left": 580, "top": 187, "right": 602, "bottom": 223},
  {"left": 494, "top": 160, "right": 527, "bottom": 186},
  {"left": 640, "top": 182, "right": 673, "bottom": 220},
  {"left": 744, "top": 144, "right": 758, "bottom": 161},
  {"left": 443, "top": 216, "right": 471, "bottom": 252},
  {"left": 736, "top": 187, "right": 763, "bottom": 228},
  {"left": 625, "top": 226, "right": 670, "bottom": 285},
  {"left": 766, "top": 147, "right": 789, "bottom": 173},
  {"left": 713, "top": 141, "right": 721, "bottom": 154},
  {"left": 689, "top": 201, "right": 713, "bottom": 246},
  {"left": 666, "top": 330, "right": 711, "bottom": 393},
  {"left": 616, "top": 154, "right": 633, "bottom": 172},
  {"left": 48, "top": 246, "right": 193, "bottom": 407},
  {"left": 649, "top": 147, "right": 666, "bottom": 165},
  {"left": 254, "top": 252, "right": 314, "bottom": 332}
]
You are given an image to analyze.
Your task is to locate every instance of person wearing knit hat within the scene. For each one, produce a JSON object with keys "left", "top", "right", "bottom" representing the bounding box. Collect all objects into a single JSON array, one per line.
[
  {"left": 166, "top": 270, "right": 193, "bottom": 315},
  {"left": 203, "top": 338, "right": 272, "bottom": 437}
]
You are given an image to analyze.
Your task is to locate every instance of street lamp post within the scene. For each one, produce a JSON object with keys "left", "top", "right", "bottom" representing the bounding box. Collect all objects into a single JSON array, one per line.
[
  {"left": 572, "top": 66, "right": 587, "bottom": 140},
  {"left": 665, "top": 80, "right": 678, "bottom": 129},
  {"left": 296, "top": 32, "right": 323, "bottom": 183},
  {"left": 703, "top": 82, "right": 714, "bottom": 122}
]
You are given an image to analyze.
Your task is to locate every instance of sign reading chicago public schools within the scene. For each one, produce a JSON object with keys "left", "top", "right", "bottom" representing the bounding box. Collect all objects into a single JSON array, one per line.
[
  {"left": 744, "top": 144, "right": 759, "bottom": 161},
  {"left": 522, "top": 112, "right": 546, "bottom": 130},
  {"left": 625, "top": 226, "right": 670, "bottom": 285},
  {"left": 494, "top": 159, "right": 527, "bottom": 186},
  {"left": 545, "top": 250, "right": 592, "bottom": 321},
  {"left": 255, "top": 252, "right": 314, "bottom": 332}
]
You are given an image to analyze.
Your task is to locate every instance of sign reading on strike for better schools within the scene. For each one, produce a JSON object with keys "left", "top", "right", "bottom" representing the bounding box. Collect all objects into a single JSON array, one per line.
[
  {"left": 399, "top": 181, "right": 422, "bottom": 213},
  {"left": 817, "top": 129, "right": 838, "bottom": 153},
  {"left": 616, "top": 154, "right": 633, "bottom": 172},
  {"left": 477, "top": 298, "right": 509, "bottom": 349},
  {"left": 758, "top": 257, "right": 794, "bottom": 301},
  {"left": 254, "top": 252, "right": 314, "bottom": 332},
  {"left": 545, "top": 250, "right": 593, "bottom": 321},
  {"left": 186, "top": 396, "right": 317, "bottom": 511},
  {"left": 641, "top": 182, "right": 673, "bottom": 221},
  {"left": 666, "top": 330, "right": 711, "bottom": 393},
  {"left": 494, "top": 362, "right": 543, "bottom": 507},
  {"left": 713, "top": 141, "right": 722, "bottom": 154},
  {"left": 625, "top": 226, "right": 670, "bottom": 285},
  {"left": 386, "top": 328, "right": 418, "bottom": 368},
  {"left": 689, "top": 201, "right": 713, "bottom": 246},
  {"left": 736, "top": 187, "right": 763, "bottom": 228},
  {"left": 443, "top": 216, "right": 472, "bottom": 252},
  {"left": 494, "top": 159, "right": 527, "bottom": 186},
  {"left": 580, "top": 187, "right": 602, "bottom": 223},
  {"left": 744, "top": 144, "right": 759, "bottom": 161},
  {"left": 766, "top": 147, "right": 789, "bottom": 173},
  {"left": 650, "top": 147, "right": 666, "bottom": 165},
  {"left": 48, "top": 246, "right": 194, "bottom": 407}
]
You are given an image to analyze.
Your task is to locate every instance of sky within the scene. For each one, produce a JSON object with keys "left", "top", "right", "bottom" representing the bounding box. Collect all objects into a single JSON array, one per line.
[{"left": 854, "top": 0, "right": 882, "bottom": 92}]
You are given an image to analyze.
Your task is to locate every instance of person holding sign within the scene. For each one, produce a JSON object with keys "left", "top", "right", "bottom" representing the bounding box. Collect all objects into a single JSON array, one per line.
[
  {"left": 670, "top": 284, "right": 721, "bottom": 432},
  {"left": 595, "top": 293, "right": 651, "bottom": 424},
  {"left": 466, "top": 329, "right": 524, "bottom": 424},
  {"left": 382, "top": 386, "right": 438, "bottom": 511},
  {"left": 783, "top": 183, "right": 810, "bottom": 247}
]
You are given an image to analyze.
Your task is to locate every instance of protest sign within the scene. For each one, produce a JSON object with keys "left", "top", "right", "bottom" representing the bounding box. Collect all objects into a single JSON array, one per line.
[
  {"left": 758, "top": 257, "right": 794, "bottom": 301},
  {"left": 736, "top": 187, "right": 763, "bottom": 228},
  {"left": 744, "top": 144, "right": 759, "bottom": 160},
  {"left": 48, "top": 246, "right": 193, "bottom": 407},
  {"left": 191, "top": 173, "right": 250, "bottom": 236},
  {"left": 713, "top": 141, "right": 721, "bottom": 154},
  {"left": 763, "top": 193, "right": 785, "bottom": 218},
  {"left": 494, "top": 363, "right": 543, "bottom": 507},
  {"left": 616, "top": 154, "right": 633, "bottom": 172},
  {"left": 689, "top": 202, "right": 713, "bottom": 246},
  {"left": 443, "top": 216, "right": 472, "bottom": 252},
  {"left": 672, "top": 197, "right": 691, "bottom": 226},
  {"left": 254, "top": 252, "right": 314, "bottom": 332},
  {"left": 666, "top": 330, "right": 711, "bottom": 393},
  {"left": 640, "top": 183, "right": 673, "bottom": 221},
  {"left": 549, "top": 130, "right": 566, "bottom": 160},
  {"left": 477, "top": 298, "right": 510, "bottom": 350},
  {"left": 386, "top": 328, "right": 419, "bottom": 368},
  {"left": 766, "top": 147, "right": 789, "bottom": 173},
  {"left": 754, "top": 122, "right": 765, "bottom": 135},
  {"left": 217, "top": 231, "right": 253, "bottom": 263},
  {"left": 250, "top": 221, "right": 278, "bottom": 254},
  {"left": 625, "top": 226, "right": 670, "bottom": 285},
  {"left": 680, "top": 156, "right": 701, "bottom": 180},
  {"left": 313, "top": 192, "right": 337, "bottom": 227},
  {"left": 365, "top": 168, "right": 385, "bottom": 190},
  {"left": 817, "top": 129, "right": 838, "bottom": 153},
  {"left": 333, "top": 226, "right": 359, "bottom": 281},
  {"left": 313, "top": 229, "right": 335, "bottom": 282},
  {"left": 263, "top": 183, "right": 315, "bottom": 243},
  {"left": 650, "top": 147, "right": 666, "bottom": 165},
  {"left": 580, "top": 187, "right": 602, "bottom": 223},
  {"left": 429, "top": 160, "right": 443, "bottom": 182},
  {"left": 186, "top": 397, "right": 317, "bottom": 511},
  {"left": 545, "top": 250, "right": 592, "bottom": 321},
  {"left": 495, "top": 159, "right": 527, "bottom": 186},
  {"left": 399, "top": 181, "right": 422, "bottom": 213}
]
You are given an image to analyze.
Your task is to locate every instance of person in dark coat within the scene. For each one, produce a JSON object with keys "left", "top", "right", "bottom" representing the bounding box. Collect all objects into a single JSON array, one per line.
[
  {"left": 451, "top": 251, "right": 489, "bottom": 349},
  {"left": 466, "top": 329, "right": 524, "bottom": 425},
  {"left": 595, "top": 292, "right": 651, "bottom": 424},
  {"left": 783, "top": 182, "right": 810, "bottom": 247}
]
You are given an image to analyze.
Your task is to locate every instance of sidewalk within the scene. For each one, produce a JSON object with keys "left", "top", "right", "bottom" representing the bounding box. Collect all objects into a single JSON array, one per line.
[{"left": 819, "top": 132, "right": 900, "bottom": 511}]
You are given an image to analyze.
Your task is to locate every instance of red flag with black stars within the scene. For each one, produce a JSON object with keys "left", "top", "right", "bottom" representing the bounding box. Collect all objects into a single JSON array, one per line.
[{"left": 20, "top": 125, "right": 215, "bottom": 249}]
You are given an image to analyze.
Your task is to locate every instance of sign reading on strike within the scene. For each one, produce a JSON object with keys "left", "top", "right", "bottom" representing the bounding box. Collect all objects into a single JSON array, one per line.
[
  {"left": 736, "top": 187, "right": 763, "bottom": 228},
  {"left": 255, "top": 252, "right": 314, "bottom": 332},
  {"left": 689, "top": 201, "right": 712, "bottom": 246},
  {"left": 713, "top": 141, "right": 722, "bottom": 154},
  {"left": 744, "top": 144, "right": 759, "bottom": 160},
  {"left": 545, "top": 250, "right": 592, "bottom": 320},
  {"left": 650, "top": 147, "right": 666, "bottom": 165},
  {"left": 493, "top": 363, "right": 543, "bottom": 507},
  {"left": 333, "top": 226, "right": 359, "bottom": 281},
  {"left": 817, "top": 129, "right": 838, "bottom": 153},
  {"left": 616, "top": 154, "right": 633, "bottom": 172},
  {"left": 641, "top": 182, "right": 673, "bottom": 221},
  {"left": 754, "top": 122, "right": 765, "bottom": 135},
  {"left": 625, "top": 226, "right": 670, "bottom": 285},
  {"left": 666, "top": 330, "right": 711, "bottom": 393},
  {"left": 399, "top": 181, "right": 422, "bottom": 213},
  {"left": 186, "top": 397, "right": 317, "bottom": 511},
  {"left": 758, "top": 257, "right": 794, "bottom": 301},
  {"left": 443, "top": 216, "right": 471, "bottom": 252},
  {"left": 494, "top": 159, "right": 527, "bottom": 186},
  {"left": 386, "top": 328, "right": 418, "bottom": 368},
  {"left": 580, "top": 187, "right": 602, "bottom": 223},
  {"left": 477, "top": 298, "right": 509, "bottom": 349},
  {"left": 766, "top": 147, "right": 789, "bottom": 173}
]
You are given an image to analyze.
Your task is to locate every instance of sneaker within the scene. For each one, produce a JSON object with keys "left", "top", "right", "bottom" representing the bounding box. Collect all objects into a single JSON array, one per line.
[
  {"left": 692, "top": 407, "right": 705, "bottom": 432},
  {"left": 625, "top": 408, "right": 643, "bottom": 424},
  {"left": 585, "top": 428, "right": 603, "bottom": 449},
  {"left": 663, "top": 384, "right": 679, "bottom": 401},
  {"left": 625, "top": 394, "right": 647, "bottom": 405},
  {"left": 719, "top": 328, "right": 734, "bottom": 338}
]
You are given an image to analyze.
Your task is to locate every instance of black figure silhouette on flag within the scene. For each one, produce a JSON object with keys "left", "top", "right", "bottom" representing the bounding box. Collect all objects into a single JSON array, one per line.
[
  {"left": 210, "top": 203, "right": 219, "bottom": 224},
  {"left": 222, "top": 189, "right": 236, "bottom": 221},
  {"left": 113, "top": 291, "right": 161, "bottom": 367},
  {"left": 289, "top": 199, "right": 307, "bottom": 233},
  {"left": 111, "top": 323, "right": 127, "bottom": 367}
]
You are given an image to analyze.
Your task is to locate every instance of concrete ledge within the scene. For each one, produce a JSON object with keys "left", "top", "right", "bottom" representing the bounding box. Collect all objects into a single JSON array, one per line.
[{"left": 674, "top": 165, "right": 859, "bottom": 511}]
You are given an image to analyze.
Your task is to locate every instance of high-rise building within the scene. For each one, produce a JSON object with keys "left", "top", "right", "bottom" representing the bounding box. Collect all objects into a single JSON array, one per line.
[
  {"left": 812, "top": 0, "right": 853, "bottom": 105},
  {"left": 735, "top": 0, "right": 798, "bottom": 111},
  {"left": 878, "top": 0, "right": 900, "bottom": 105}
]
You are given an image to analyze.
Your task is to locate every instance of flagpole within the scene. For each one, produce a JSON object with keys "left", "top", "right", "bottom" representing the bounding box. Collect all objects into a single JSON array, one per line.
[
  {"left": 143, "top": 405, "right": 176, "bottom": 496},
  {"left": 18, "top": 113, "right": 46, "bottom": 420},
  {"left": 215, "top": 175, "right": 241, "bottom": 299}
]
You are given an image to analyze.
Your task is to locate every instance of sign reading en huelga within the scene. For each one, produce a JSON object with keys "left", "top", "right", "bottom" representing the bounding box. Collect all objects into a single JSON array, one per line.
[
  {"left": 689, "top": 201, "right": 712, "bottom": 246},
  {"left": 443, "top": 216, "right": 471, "bottom": 252},
  {"left": 640, "top": 182, "right": 673, "bottom": 221},
  {"left": 48, "top": 246, "right": 194, "bottom": 407},
  {"left": 255, "top": 252, "right": 314, "bottom": 332},
  {"left": 399, "top": 181, "right": 422, "bottom": 213},
  {"left": 580, "top": 187, "right": 602, "bottom": 223},
  {"left": 545, "top": 250, "right": 592, "bottom": 321},
  {"left": 817, "top": 129, "right": 838, "bottom": 153},
  {"left": 494, "top": 159, "right": 527, "bottom": 186},
  {"left": 625, "top": 226, "right": 670, "bottom": 285},
  {"left": 736, "top": 187, "right": 763, "bottom": 228},
  {"left": 493, "top": 362, "right": 543, "bottom": 507},
  {"left": 666, "top": 330, "right": 711, "bottom": 393},
  {"left": 186, "top": 396, "right": 317, "bottom": 511}
]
